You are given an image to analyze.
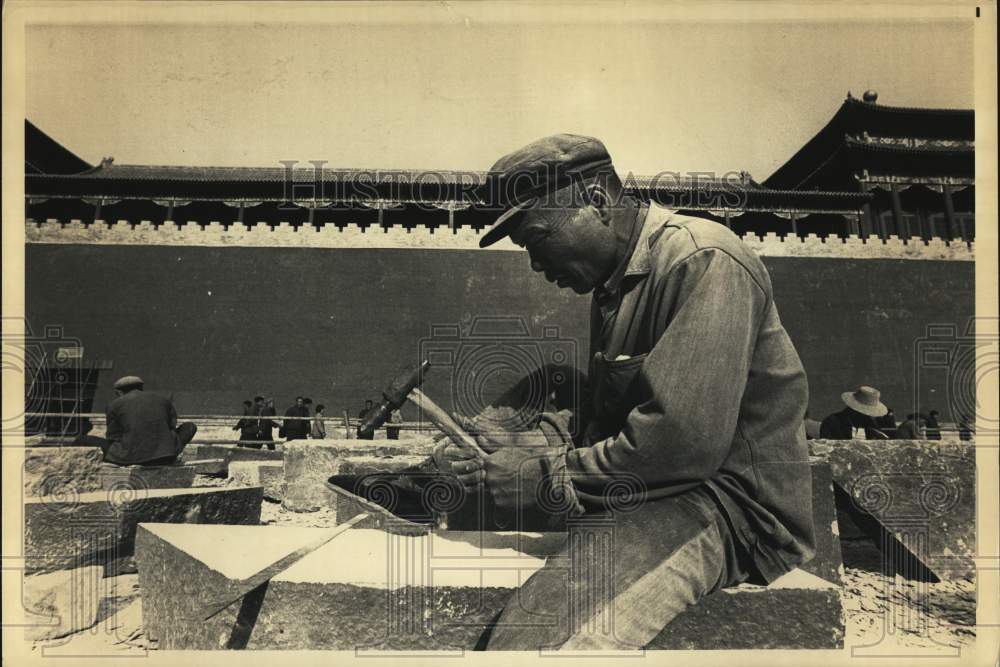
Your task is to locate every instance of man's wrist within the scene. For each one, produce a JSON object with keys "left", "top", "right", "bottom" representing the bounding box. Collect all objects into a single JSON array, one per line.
[{"left": 539, "top": 449, "right": 585, "bottom": 519}]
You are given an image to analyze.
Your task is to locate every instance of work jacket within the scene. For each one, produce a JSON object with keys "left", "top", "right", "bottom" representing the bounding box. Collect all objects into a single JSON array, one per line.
[
  {"left": 541, "top": 203, "right": 815, "bottom": 584},
  {"left": 104, "top": 390, "right": 181, "bottom": 465}
]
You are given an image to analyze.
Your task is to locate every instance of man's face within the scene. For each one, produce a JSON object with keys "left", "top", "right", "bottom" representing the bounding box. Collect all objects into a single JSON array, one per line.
[
  {"left": 296, "top": 398, "right": 304, "bottom": 407},
  {"left": 509, "top": 197, "right": 611, "bottom": 295}
]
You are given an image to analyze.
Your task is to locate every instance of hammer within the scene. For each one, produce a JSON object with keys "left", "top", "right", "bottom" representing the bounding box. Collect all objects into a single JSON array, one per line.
[{"left": 358, "top": 361, "right": 486, "bottom": 458}]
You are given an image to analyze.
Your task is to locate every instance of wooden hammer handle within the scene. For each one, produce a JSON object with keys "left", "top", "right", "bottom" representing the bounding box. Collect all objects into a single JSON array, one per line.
[{"left": 408, "top": 387, "right": 487, "bottom": 459}]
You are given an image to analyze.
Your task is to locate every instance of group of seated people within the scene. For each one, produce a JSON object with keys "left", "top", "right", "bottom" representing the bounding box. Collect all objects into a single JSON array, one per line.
[{"left": 806, "top": 385, "right": 966, "bottom": 441}]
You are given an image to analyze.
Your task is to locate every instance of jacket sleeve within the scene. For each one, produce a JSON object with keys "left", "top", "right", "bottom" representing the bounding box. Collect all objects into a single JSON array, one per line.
[
  {"left": 105, "top": 404, "right": 122, "bottom": 442},
  {"left": 563, "top": 248, "right": 767, "bottom": 494}
]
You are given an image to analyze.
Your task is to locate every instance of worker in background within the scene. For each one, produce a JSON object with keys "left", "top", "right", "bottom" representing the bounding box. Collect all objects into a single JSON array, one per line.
[
  {"left": 386, "top": 408, "right": 403, "bottom": 440},
  {"left": 282, "top": 396, "right": 311, "bottom": 441},
  {"left": 924, "top": 409, "right": 942, "bottom": 440},
  {"left": 819, "top": 386, "right": 887, "bottom": 439},
  {"left": 256, "top": 397, "right": 278, "bottom": 450},
  {"left": 896, "top": 413, "right": 927, "bottom": 439},
  {"left": 98, "top": 375, "right": 197, "bottom": 466},
  {"left": 311, "top": 403, "right": 328, "bottom": 439},
  {"left": 233, "top": 399, "right": 257, "bottom": 446}
]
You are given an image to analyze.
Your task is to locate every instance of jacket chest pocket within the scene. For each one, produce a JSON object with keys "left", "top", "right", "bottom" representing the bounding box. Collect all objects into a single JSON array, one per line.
[{"left": 587, "top": 351, "right": 649, "bottom": 440}]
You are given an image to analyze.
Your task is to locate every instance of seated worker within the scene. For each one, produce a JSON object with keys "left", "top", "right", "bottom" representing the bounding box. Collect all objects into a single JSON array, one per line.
[
  {"left": 435, "top": 135, "right": 816, "bottom": 650},
  {"left": 819, "top": 386, "right": 888, "bottom": 439},
  {"left": 895, "top": 413, "right": 927, "bottom": 439},
  {"left": 96, "top": 375, "right": 197, "bottom": 466}
]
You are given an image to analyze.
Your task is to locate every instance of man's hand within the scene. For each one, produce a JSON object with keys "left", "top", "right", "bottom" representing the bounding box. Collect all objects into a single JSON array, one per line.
[
  {"left": 432, "top": 413, "right": 551, "bottom": 483},
  {"left": 481, "top": 446, "right": 551, "bottom": 510}
]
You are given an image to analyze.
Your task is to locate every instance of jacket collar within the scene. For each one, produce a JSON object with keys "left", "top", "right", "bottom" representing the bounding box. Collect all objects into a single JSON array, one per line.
[{"left": 623, "top": 202, "right": 675, "bottom": 278}]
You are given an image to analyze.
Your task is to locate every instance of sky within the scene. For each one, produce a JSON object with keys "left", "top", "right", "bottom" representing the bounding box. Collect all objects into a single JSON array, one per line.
[{"left": 25, "top": 10, "right": 975, "bottom": 180}]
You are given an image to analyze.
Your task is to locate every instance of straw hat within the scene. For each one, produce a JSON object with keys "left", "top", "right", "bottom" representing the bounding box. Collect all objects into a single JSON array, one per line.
[{"left": 841, "top": 386, "right": 888, "bottom": 418}]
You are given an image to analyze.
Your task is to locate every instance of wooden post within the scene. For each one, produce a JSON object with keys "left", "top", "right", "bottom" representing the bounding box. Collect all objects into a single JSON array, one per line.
[
  {"left": 859, "top": 207, "right": 872, "bottom": 239},
  {"left": 890, "top": 184, "right": 907, "bottom": 239},
  {"left": 942, "top": 185, "right": 959, "bottom": 241},
  {"left": 343, "top": 410, "right": 351, "bottom": 438},
  {"left": 848, "top": 212, "right": 861, "bottom": 237},
  {"left": 789, "top": 212, "right": 799, "bottom": 238}
]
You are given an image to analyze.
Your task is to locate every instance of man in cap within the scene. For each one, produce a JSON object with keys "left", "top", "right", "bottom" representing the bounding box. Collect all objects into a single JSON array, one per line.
[
  {"left": 434, "top": 134, "right": 815, "bottom": 650},
  {"left": 819, "top": 385, "right": 888, "bottom": 439},
  {"left": 97, "top": 376, "right": 197, "bottom": 466}
]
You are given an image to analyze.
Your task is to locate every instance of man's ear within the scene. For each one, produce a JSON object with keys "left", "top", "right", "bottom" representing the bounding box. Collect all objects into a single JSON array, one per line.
[{"left": 586, "top": 184, "right": 612, "bottom": 223}]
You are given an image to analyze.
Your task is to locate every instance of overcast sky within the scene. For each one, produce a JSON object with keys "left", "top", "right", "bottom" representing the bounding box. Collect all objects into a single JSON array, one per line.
[{"left": 26, "top": 11, "right": 974, "bottom": 179}]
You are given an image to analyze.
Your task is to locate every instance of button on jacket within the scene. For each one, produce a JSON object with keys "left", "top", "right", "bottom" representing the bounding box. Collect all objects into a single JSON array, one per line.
[{"left": 542, "top": 202, "right": 816, "bottom": 583}]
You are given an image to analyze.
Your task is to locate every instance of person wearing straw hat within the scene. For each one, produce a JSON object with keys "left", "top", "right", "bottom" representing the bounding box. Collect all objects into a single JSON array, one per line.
[
  {"left": 819, "top": 386, "right": 889, "bottom": 439},
  {"left": 435, "top": 134, "right": 815, "bottom": 650}
]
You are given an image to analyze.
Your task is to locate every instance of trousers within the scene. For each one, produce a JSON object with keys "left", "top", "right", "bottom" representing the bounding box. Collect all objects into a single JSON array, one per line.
[
  {"left": 485, "top": 485, "right": 755, "bottom": 650},
  {"left": 74, "top": 422, "right": 198, "bottom": 465}
]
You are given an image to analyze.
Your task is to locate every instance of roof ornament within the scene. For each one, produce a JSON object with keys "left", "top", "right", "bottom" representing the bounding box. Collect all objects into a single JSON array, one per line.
[
  {"left": 100, "top": 156, "right": 115, "bottom": 167},
  {"left": 862, "top": 90, "right": 878, "bottom": 104}
]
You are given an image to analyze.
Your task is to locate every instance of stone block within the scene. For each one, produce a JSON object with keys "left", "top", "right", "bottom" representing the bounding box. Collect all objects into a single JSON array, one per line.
[
  {"left": 802, "top": 459, "right": 844, "bottom": 585},
  {"left": 22, "top": 565, "right": 104, "bottom": 641},
  {"left": 25, "top": 486, "right": 263, "bottom": 573},
  {"left": 228, "top": 461, "right": 285, "bottom": 501},
  {"left": 180, "top": 443, "right": 283, "bottom": 469},
  {"left": 136, "top": 523, "right": 842, "bottom": 651},
  {"left": 186, "top": 458, "right": 228, "bottom": 476},
  {"left": 809, "top": 439, "right": 975, "bottom": 580},
  {"left": 135, "top": 524, "right": 563, "bottom": 650},
  {"left": 97, "top": 463, "right": 197, "bottom": 491},
  {"left": 281, "top": 439, "right": 433, "bottom": 512},
  {"left": 24, "top": 449, "right": 199, "bottom": 498},
  {"left": 23, "top": 447, "right": 105, "bottom": 498},
  {"left": 647, "top": 569, "right": 843, "bottom": 649}
]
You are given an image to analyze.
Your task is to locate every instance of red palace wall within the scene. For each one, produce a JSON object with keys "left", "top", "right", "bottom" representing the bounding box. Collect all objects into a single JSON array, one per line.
[{"left": 26, "top": 244, "right": 975, "bottom": 423}]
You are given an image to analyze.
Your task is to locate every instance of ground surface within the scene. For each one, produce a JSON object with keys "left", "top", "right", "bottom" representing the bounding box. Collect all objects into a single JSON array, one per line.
[{"left": 24, "top": 484, "right": 977, "bottom": 655}]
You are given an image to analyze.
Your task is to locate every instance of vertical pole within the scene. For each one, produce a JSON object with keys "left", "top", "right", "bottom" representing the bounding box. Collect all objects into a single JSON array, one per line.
[
  {"left": 238, "top": 203, "right": 246, "bottom": 225},
  {"left": 848, "top": 212, "right": 861, "bottom": 237},
  {"left": 890, "top": 184, "right": 907, "bottom": 239},
  {"left": 449, "top": 208, "right": 455, "bottom": 232},
  {"left": 860, "top": 204, "right": 874, "bottom": 239},
  {"left": 918, "top": 207, "right": 931, "bottom": 240},
  {"left": 942, "top": 185, "right": 958, "bottom": 241},
  {"left": 94, "top": 199, "right": 103, "bottom": 222},
  {"left": 789, "top": 212, "right": 799, "bottom": 238},
  {"left": 378, "top": 207, "right": 385, "bottom": 230},
  {"left": 166, "top": 200, "right": 175, "bottom": 222},
  {"left": 723, "top": 210, "right": 732, "bottom": 230}
]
